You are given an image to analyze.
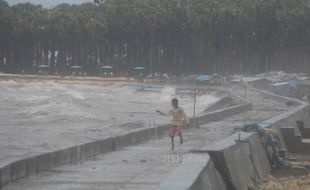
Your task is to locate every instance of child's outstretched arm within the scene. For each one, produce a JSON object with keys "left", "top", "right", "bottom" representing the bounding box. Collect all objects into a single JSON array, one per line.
[{"left": 156, "top": 110, "right": 171, "bottom": 116}]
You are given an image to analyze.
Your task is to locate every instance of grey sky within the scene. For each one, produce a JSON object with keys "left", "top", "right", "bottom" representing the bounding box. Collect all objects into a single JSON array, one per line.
[{"left": 6, "top": 0, "right": 92, "bottom": 8}]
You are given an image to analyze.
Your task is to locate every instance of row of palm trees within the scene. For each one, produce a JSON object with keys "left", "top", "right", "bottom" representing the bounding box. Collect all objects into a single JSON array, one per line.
[{"left": 0, "top": 0, "right": 310, "bottom": 75}]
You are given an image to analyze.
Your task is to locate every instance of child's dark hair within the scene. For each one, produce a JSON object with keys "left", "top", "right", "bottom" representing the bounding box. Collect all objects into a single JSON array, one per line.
[{"left": 171, "top": 98, "right": 178, "bottom": 106}]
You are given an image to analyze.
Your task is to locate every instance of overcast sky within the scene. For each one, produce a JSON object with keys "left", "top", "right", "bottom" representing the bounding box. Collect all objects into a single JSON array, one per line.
[{"left": 7, "top": 0, "right": 92, "bottom": 8}]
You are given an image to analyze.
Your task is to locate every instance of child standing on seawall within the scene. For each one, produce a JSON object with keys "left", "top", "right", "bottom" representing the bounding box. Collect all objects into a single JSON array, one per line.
[{"left": 156, "top": 98, "right": 189, "bottom": 150}]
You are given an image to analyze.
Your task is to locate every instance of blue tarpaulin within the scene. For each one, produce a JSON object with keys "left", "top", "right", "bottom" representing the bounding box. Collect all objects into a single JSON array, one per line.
[
  {"left": 270, "top": 79, "right": 300, "bottom": 97},
  {"left": 288, "top": 79, "right": 300, "bottom": 89}
]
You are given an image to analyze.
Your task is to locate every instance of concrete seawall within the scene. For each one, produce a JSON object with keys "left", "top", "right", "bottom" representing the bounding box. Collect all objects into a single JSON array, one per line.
[
  {"left": 0, "top": 100, "right": 252, "bottom": 189},
  {"left": 157, "top": 85, "right": 310, "bottom": 190},
  {"left": 190, "top": 103, "right": 253, "bottom": 128},
  {"left": 199, "top": 132, "right": 270, "bottom": 190},
  {"left": 0, "top": 126, "right": 166, "bottom": 189}
]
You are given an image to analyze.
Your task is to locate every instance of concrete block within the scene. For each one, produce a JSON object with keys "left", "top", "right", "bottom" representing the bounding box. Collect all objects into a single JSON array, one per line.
[
  {"left": 192, "top": 157, "right": 227, "bottom": 190},
  {"left": 200, "top": 132, "right": 271, "bottom": 190},
  {"left": 248, "top": 134, "right": 272, "bottom": 178}
]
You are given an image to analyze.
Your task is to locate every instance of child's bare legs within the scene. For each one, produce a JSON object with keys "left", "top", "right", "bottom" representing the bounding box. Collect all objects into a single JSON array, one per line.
[
  {"left": 179, "top": 133, "right": 184, "bottom": 144},
  {"left": 170, "top": 136, "right": 174, "bottom": 150}
]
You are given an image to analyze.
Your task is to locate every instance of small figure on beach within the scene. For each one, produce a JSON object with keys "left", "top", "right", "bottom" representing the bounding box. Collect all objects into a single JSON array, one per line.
[{"left": 156, "top": 98, "right": 189, "bottom": 150}]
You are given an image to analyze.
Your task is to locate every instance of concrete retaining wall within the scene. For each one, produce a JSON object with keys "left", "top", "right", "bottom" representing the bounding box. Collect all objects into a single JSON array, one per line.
[
  {"left": 190, "top": 103, "right": 253, "bottom": 128},
  {"left": 191, "top": 156, "right": 227, "bottom": 190},
  {"left": 0, "top": 126, "right": 168, "bottom": 189},
  {"left": 0, "top": 98, "right": 251, "bottom": 189},
  {"left": 199, "top": 132, "right": 271, "bottom": 190}
]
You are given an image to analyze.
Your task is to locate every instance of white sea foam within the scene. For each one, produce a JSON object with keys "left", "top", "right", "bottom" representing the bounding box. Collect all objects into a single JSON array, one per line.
[{"left": 0, "top": 81, "right": 218, "bottom": 127}]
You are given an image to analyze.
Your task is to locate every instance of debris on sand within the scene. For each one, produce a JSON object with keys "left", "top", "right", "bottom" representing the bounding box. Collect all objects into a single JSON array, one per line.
[{"left": 253, "top": 174, "right": 310, "bottom": 190}]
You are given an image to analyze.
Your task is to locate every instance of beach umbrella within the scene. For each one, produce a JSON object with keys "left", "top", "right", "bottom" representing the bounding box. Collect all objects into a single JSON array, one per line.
[
  {"left": 133, "top": 66, "right": 146, "bottom": 71},
  {"left": 101, "top": 65, "right": 113, "bottom": 70},
  {"left": 71, "top": 65, "right": 83, "bottom": 69},
  {"left": 101, "top": 65, "right": 113, "bottom": 69},
  {"left": 196, "top": 74, "right": 210, "bottom": 81},
  {"left": 38, "top": 64, "right": 49, "bottom": 68}
]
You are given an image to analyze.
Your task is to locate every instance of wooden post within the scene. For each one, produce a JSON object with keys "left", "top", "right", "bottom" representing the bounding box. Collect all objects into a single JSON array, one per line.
[{"left": 193, "top": 90, "right": 197, "bottom": 117}]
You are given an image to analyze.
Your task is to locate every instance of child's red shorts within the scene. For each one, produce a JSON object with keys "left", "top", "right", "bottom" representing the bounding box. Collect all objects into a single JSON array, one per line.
[{"left": 169, "top": 125, "right": 182, "bottom": 137}]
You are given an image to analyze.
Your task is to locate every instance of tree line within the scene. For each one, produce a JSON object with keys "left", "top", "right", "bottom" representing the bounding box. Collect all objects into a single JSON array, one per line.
[{"left": 0, "top": 0, "right": 310, "bottom": 75}]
